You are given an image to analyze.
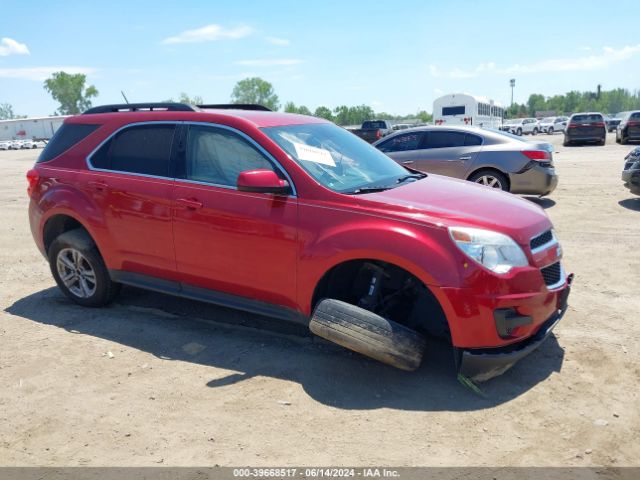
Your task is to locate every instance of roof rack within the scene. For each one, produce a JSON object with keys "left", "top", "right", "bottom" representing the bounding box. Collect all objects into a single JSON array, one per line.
[
  {"left": 83, "top": 103, "right": 197, "bottom": 114},
  {"left": 197, "top": 104, "right": 272, "bottom": 112}
]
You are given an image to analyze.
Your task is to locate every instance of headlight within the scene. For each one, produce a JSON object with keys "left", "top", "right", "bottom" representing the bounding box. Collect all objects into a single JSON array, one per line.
[{"left": 448, "top": 226, "right": 529, "bottom": 274}]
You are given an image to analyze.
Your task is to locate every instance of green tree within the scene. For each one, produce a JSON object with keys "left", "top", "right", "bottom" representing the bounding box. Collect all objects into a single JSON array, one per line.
[
  {"left": 527, "top": 93, "right": 547, "bottom": 116},
  {"left": 43, "top": 71, "right": 98, "bottom": 115},
  {"left": 164, "top": 93, "right": 204, "bottom": 105},
  {"left": 416, "top": 110, "right": 432, "bottom": 123},
  {"left": 284, "top": 101, "right": 298, "bottom": 113},
  {"left": 0, "top": 103, "right": 16, "bottom": 120},
  {"left": 230, "top": 77, "right": 280, "bottom": 111},
  {"left": 314, "top": 106, "right": 333, "bottom": 121}
]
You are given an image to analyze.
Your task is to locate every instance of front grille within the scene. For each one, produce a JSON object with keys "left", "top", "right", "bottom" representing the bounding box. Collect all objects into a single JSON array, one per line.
[
  {"left": 530, "top": 230, "right": 553, "bottom": 250},
  {"left": 541, "top": 262, "right": 562, "bottom": 287}
]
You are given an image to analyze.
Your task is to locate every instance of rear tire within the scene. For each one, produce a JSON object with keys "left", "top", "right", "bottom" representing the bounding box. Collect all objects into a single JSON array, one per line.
[
  {"left": 621, "top": 132, "right": 629, "bottom": 145},
  {"left": 310, "top": 298, "right": 426, "bottom": 371},
  {"left": 468, "top": 169, "right": 509, "bottom": 191},
  {"left": 516, "top": 128, "right": 522, "bottom": 136},
  {"left": 48, "top": 228, "right": 120, "bottom": 307}
]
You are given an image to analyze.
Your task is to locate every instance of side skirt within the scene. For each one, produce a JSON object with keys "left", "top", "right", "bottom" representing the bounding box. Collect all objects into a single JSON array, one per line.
[{"left": 108, "top": 270, "right": 309, "bottom": 326}]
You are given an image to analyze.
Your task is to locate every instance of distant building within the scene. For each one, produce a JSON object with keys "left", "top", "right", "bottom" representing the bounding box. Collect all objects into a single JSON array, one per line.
[{"left": 0, "top": 116, "right": 68, "bottom": 141}]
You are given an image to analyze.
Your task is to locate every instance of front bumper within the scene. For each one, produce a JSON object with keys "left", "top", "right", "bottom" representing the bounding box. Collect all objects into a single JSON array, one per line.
[{"left": 457, "top": 275, "right": 572, "bottom": 382}]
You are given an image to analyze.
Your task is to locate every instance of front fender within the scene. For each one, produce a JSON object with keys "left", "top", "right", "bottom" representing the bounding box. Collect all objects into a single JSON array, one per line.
[{"left": 296, "top": 208, "right": 464, "bottom": 314}]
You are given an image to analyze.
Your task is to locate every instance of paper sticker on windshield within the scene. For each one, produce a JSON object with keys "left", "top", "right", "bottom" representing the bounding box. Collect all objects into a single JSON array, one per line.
[{"left": 293, "top": 142, "right": 336, "bottom": 167}]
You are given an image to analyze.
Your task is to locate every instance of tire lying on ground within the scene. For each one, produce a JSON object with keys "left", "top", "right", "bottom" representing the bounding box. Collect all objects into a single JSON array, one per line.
[{"left": 310, "top": 298, "right": 426, "bottom": 371}]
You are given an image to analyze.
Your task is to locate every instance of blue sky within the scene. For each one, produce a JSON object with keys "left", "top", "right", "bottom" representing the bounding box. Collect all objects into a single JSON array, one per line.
[{"left": 1, "top": 0, "right": 639, "bottom": 116}]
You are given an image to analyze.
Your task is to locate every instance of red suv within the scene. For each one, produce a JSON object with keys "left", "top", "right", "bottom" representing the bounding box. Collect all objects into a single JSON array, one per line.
[{"left": 27, "top": 103, "right": 572, "bottom": 381}]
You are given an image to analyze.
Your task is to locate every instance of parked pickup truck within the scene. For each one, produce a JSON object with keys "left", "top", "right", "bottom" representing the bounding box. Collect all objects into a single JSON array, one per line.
[{"left": 349, "top": 120, "right": 394, "bottom": 143}]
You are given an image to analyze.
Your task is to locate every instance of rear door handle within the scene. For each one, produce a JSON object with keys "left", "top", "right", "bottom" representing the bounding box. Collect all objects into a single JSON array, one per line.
[
  {"left": 89, "top": 180, "right": 108, "bottom": 191},
  {"left": 402, "top": 160, "right": 414, "bottom": 164},
  {"left": 459, "top": 156, "right": 472, "bottom": 160},
  {"left": 176, "top": 198, "right": 203, "bottom": 210}
]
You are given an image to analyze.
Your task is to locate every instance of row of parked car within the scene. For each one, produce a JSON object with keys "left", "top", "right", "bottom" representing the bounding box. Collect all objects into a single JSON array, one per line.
[
  {"left": 500, "top": 116, "right": 569, "bottom": 136},
  {"left": 498, "top": 111, "right": 640, "bottom": 147},
  {"left": 0, "top": 139, "right": 48, "bottom": 150}
]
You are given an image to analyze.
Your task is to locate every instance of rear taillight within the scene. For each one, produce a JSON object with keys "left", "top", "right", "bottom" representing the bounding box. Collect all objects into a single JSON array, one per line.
[
  {"left": 568, "top": 124, "right": 577, "bottom": 128},
  {"left": 26, "top": 169, "right": 39, "bottom": 197},
  {"left": 376, "top": 129, "right": 382, "bottom": 139},
  {"left": 627, "top": 121, "right": 640, "bottom": 127},
  {"left": 522, "top": 150, "right": 551, "bottom": 160},
  {"left": 593, "top": 122, "right": 606, "bottom": 127}
]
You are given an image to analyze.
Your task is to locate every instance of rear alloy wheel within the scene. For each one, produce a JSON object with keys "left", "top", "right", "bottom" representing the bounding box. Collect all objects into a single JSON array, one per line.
[
  {"left": 56, "top": 248, "right": 97, "bottom": 298},
  {"left": 469, "top": 170, "right": 509, "bottom": 191},
  {"left": 49, "top": 228, "right": 120, "bottom": 307}
]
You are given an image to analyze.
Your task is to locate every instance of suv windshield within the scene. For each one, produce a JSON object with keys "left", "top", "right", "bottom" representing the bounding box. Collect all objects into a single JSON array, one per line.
[{"left": 262, "top": 123, "right": 415, "bottom": 194}]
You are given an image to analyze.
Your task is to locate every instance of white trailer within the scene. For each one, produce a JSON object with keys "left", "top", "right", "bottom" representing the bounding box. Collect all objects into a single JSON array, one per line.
[
  {"left": 433, "top": 93, "right": 504, "bottom": 129},
  {"left": 0, "top": 116, "right": 69, "bottom": 141}
]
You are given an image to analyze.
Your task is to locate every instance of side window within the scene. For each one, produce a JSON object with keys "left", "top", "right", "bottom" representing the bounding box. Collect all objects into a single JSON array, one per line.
[
  {"left": 423, "top": 131, "right": 466, "bottom": 149},
  {"left": 377, "top": 132, "right": 423, "bottom": 153},
  {"left": 90, "top": 124, "right": 176, "bottom": 177},
  {"left": 185, "top": 125, "right": 275, "bottom": 187},
  {"left": 464, "top": 133, "right": 482, "bottom": 146}
]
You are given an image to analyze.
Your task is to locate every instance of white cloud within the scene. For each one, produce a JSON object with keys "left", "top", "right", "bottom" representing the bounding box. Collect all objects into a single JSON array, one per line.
[
  {"left": 161, "top": 24, "right": 253, "bottom": 45},
  {"left": 234, "top": 58, "right": 302, "bottom": 67},
  {"left": 265, "top": 36, "right": 290, "bottom": 46},
  {"left": 0, "top": 37, "right": 30, "bottom": 56},
  {"left": 428, "top": 45, "right": 640, "bottom": 78},
  {"left": 0, "top": 66, "right": 97, "bottom": 81}
]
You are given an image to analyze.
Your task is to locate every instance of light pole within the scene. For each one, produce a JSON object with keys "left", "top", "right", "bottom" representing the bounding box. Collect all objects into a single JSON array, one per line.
[{"left": 510, "top": 79, "right": 516, "bottom": 108}]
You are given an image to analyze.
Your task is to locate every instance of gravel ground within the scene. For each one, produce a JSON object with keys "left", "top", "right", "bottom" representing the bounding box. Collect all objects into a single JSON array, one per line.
[{"left": 1, "top": 133, "right": 639, "bottom": 467}]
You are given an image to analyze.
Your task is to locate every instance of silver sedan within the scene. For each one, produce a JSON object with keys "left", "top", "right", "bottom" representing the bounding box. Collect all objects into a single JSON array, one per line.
[{"left": 372, "top": 125, "right": 558, "bottom": 196}]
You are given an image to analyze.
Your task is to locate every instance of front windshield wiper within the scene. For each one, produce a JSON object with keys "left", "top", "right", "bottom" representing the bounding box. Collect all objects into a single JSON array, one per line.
[
  {"left": 345, "top": 186, "right": 394, "bottom": 195},
  {"left": 395, "top": 173, "right": 426, "bottom": 184}
]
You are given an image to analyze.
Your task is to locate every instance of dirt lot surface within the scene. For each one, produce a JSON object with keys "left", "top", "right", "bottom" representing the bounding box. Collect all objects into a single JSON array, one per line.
[{"left": 1, "top": 134, "right": 639, "bottom": 467}]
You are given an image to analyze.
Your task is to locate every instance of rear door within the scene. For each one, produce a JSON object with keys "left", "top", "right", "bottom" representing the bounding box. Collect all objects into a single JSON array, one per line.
[
  {"left": 171, "top": 123, "right": 298, "bottom": 309},
  {"left": 376, "top": 131, "right": 426, "bottom": 168},
  {"left": 409, "top": 130, "right": 482, "bottom": 177},
  {"left": 86, "top": 122, "right": 178, "bottom": 278}
]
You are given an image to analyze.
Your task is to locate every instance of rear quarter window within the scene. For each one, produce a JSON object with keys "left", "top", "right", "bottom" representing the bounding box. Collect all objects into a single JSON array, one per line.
[
  {"left": 571, "top": 114, "right": 603, "bottom": 123},
  {"left": 89, "top": 124, "right": 176, "bottom": 177},
  {"left": 37, "top": 123, "right": 100, "bottom": 163}
]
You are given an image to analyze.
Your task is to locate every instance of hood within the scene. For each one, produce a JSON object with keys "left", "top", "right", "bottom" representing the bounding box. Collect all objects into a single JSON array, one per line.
[{"left": 360, "top": 175, "right": 551, "bottom": 245}]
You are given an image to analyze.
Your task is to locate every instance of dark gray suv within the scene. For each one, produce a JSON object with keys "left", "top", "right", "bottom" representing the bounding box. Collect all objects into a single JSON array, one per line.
[
  {"left": 372, "top": 125, "right": 558, "bottom": 196},
  {"left": 622, "top": 147, "right": 640, "bottom": 195}
]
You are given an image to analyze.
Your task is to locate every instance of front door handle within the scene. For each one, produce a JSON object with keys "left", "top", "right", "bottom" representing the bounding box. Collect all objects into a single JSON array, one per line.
[
  {"left": 459, "top": 155, "right": 472, "bottom": 160},
  {"left": 402, "top": 160, "right": 414, "bottom": 164},
  {"left": 176, "top": 198, "right": 203, "bottom": 210}
]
